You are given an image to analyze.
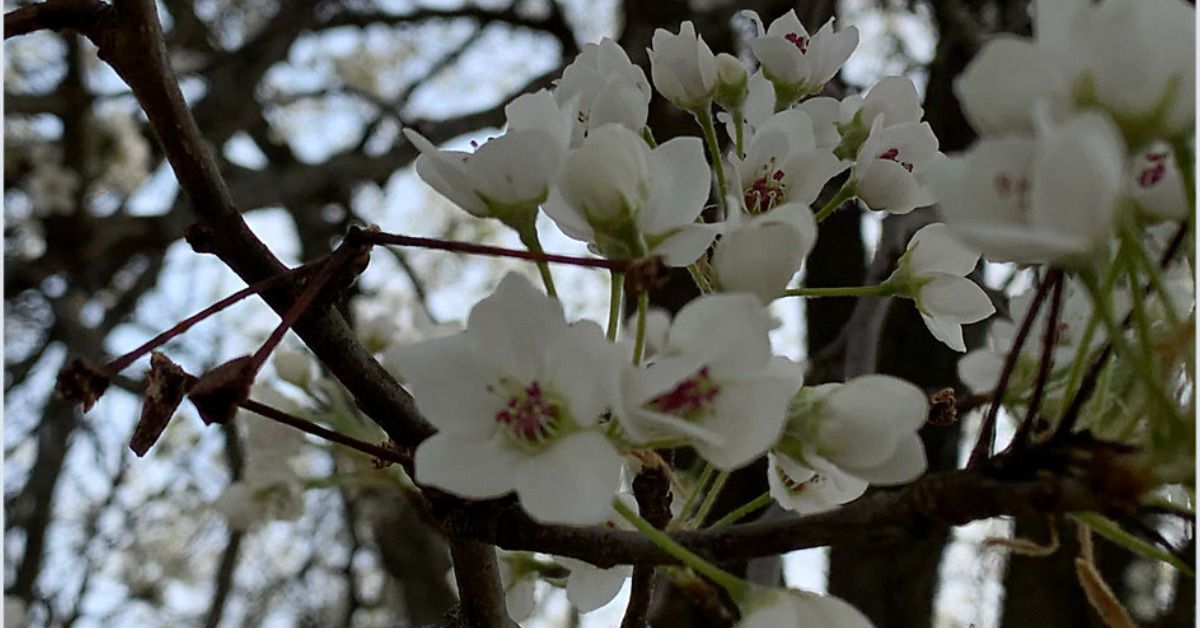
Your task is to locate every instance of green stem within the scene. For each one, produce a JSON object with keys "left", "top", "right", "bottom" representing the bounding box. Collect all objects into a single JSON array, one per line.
[
  {"left": 782, "top": 283, "right": 895, "bottom": 298},
  {"left": 1071, "top": 512, "right": 1194, "bottom": 577},
  {"left": 607, "top": 271, "right": 624, "bottom": 342},
  {"left": 1120, "top": 216, "right": 1181, "bottom": 327},
  {"left": 687, "top": 263, "right": 714, "bottom": 294},
  {"left": 1060, "top": 254, "right": 1124, "bottom": 408},
  {"left": 694, "top": 105, "right": 729, "bottom": 217},
  {"left": 813, "top": 182, "right": 857, "bottom": 223},
  {"left": 708, "top": 491, "right": 772, "bottom": 529},
  {"left": 613, "top": 498, "right": 751, "bottom": 600},
  {"left": 679, "top": 464, "right": 714, "bottom": 520},
  {"left": 519, "top": 228, "right": 558, "bottom": 298},
  {"left": 642, "top": 126, "right": 658, "bottom": 148},
  {"left": 690, "top": 470, "right": 730, "bottom": 527},
  {"left": 1078, "top": 268, "right": 1180, "bottom": 428},
  {"left": 632, "top": 291, "right": 650, "bottom": 365}
]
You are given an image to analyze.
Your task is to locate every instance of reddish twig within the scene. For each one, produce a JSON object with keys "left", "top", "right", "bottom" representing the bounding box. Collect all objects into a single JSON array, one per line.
[
  {"left": 1012, "top": 268, "right": 1065, "bottom": 450},
  {"left": 240, "top": 398, "right": 410, "bottom": 468},
  {"left": 359, "top": 230, "right": 634, "bottom": 271},
  {"left": 967, "top": 270, "right": 1058, "bottom": 468}
]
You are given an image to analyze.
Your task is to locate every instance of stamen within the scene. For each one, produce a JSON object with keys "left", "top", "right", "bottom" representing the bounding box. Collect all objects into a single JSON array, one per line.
[{"left": 648, "top": 366, "right": 721, "bottom": 420}]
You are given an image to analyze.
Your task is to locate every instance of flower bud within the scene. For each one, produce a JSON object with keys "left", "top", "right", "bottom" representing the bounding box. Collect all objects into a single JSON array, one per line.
[{"left": 714, "top": 53, "right": 749, "bottom": 111}]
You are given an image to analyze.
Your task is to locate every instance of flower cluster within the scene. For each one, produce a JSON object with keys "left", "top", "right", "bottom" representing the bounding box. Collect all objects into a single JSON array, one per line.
[
  {"left": 939, "top": 0, "right": 1194, "bottom": 265},
  {"left": 222, "top": 2, "right": 1192, "bottom": 623}
]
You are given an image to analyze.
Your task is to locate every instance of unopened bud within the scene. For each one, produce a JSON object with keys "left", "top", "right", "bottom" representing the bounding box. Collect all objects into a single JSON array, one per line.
[{"left": 714, "top": 53, "right": 749, "bottom": 111}]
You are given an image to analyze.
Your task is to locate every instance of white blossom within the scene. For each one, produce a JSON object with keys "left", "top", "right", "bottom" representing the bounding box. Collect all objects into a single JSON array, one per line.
[
  {"left": 733, "top": 108, "right": 847, "bottom": 214},
  {"left": 544, "top": 124, "right": 717, "bottom": 265},
  {"left": 649, "top": 21, "right": 719, "bottom": 112},
  {"left": 743, "top": 10, "right": 859, "bottom": 107},
  {"left": 852, "top": 118, "right": 940, "bottom": 215},
  {"left": 773, "top": 375, "right": 928, "bottom": 513},
  {"left": 933, "top": 112, "right": 1126, "bottom": 264},
  {"left": 403, "top": 124, "right": 564, "bottom": 228},
  {"left": 397, "top": 273, "right": 628, "bottom": 525},
  {"left": 618, "top": 294, "right": 803, "bottom": 470},
  {"left": 553, "top": 39, "right": 652, "bottom": 147},
  {"left": 1129, "top": 145, "right": 1188, "bottom": 222},
  {"left": 712, "top": 201, "right": 817, "bottom": 303},
  {"left": 888, "top": 223, "right": 995, "bottom": 352}
]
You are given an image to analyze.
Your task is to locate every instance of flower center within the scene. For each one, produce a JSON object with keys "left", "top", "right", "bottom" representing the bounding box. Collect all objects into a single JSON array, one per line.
[
  {"left": 492, "top": 378, "right": 563, "bottom": 448},
  {"left": 878, "top": 147, "right": 914, "bottom": 173},
  {"left": 784, "top": 32, "right": 809, "bottom": 54},
  {"left": 745, "top": 160, "right": 788, "bottom": 213},
  {"left": 992, "top": 173, "right": 1031, "bottom": 209},
  {"left": 1137, "top": 152, "right": 1168, "bottom": 188},
  {"left": 648, "top": 366, "right": 720, "bottom": 420}
]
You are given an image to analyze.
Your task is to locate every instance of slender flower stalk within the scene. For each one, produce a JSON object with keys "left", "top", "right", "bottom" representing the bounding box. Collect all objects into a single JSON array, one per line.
[
  {"left": 695, "top": 106, "right": 729, "bottom": 216},
  {"left": 613, "top": 497, "right": 750, "bottom": 600},
  {"left": 782, "top": 283, "right": 894, "bottom": 298},
  {"left": 709, "top": 491, "right": 772, "bottom": 529},
  {"left": 608, "top": 271, "right": 624, "bottom": 341},
  {"left": 360, "top": 231, "right": 636, "bottom": 271},
  {"left": 813, "top": 181, "right": 857, "bottom": 222},
  {"left": 241, "top": 398, "right": 409, "bottom": 467},
  {"left": 632, "top": 291, "right": 650, "bottom": 364},
  {"left": 106, "top": 264, "right": 312, "bottom": 373},
  {"left": 690, "top": 469, "right": 730, "bottom": 526}
]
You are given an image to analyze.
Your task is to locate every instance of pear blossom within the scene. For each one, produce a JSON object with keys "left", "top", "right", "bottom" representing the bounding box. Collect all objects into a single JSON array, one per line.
[
  {"left": 955, "top": 0, "right": 1195, "bottom": 144},
  {"left": 933, "top": 112, "right": 1126, "bottom": 264},
  {"left": 397, "top": 273, "right": 628, "bottom": 525},
  {"left": 851, "top": 118, "right": 940, "bottom": 215},
  {"left": 743, "top": 10, "right": 859, "bottom": 108},
  {"left": 553, "top": 39, "right": 652, "bottom": 147},
  {"left": 648, "top": 21, "right": 719, "bottom": 112},
  {"left": 833, "top": 76, "right": 924, "bottom": 159},
  {"left": 618, "top": 294, "right": 803, "bottom": 470},
  {"left": 544, "top": 124, "right": 717, "bottom": 265},
  {"left": 1129, "top": 146, "right": 1188, "bottom": 222},
  {"left": 738, "top": 588, "right": 874, "bottom": 628},
  {"left": 504, "top": 89, "right": 573, "bottom": 151},
  {"left": 954, "top": 37, "right": 1071, "bottom": 136},
  {"left": 733, "top": 108, "right": 847, "bottom": 214},
  {"left": 773, "top": 375, "right": 928, "bottom": 513},
  {"left": 712, "top": 201, "right": 817, "bottom": 303},
  {"left": 886, "top": 223, "right": 995, "bottom": 352},
  {"left": 403, "top": 124, "right": 564, "bottom": 231},
  {"left": 767, "top": 451, "right": 867, "bottom": 515},
  {"left": 1039, "top": 0, "right": 1195, "bottom": 143}
]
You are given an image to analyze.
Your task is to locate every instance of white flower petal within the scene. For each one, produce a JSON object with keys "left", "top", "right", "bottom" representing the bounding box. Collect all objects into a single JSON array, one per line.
[
  {"left": 415, "top": 432, "right": 519, "bottom": 499},
  {"left": 514, "top": 431, "right": 622, "bottom": 524}
]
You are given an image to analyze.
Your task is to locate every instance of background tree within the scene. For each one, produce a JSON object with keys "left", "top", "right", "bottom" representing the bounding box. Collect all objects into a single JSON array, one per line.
[{"left": 4, "top": 0, "right": 1193, "bottom": 626}]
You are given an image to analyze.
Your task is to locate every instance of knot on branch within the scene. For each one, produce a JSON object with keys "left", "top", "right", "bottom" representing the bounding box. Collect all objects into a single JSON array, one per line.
[
  {"left": 187, "top": 356, "right": 254, "bottom": 425},
  {"left": 55, "top": 356, "right": 111, "bottom": 412}
]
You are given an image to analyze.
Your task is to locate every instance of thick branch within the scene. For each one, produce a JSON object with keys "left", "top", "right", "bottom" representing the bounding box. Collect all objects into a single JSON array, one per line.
[
  {"left": 4, "top": 0, "right": 110, "bottom": 40},
  {"left": 437, "top": 444, "right": 1128, "bottom": 569}
]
